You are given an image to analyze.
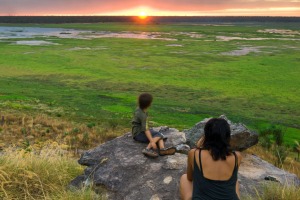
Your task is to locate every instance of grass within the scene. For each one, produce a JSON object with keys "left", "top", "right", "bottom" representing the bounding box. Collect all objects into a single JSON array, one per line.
[
  {"left": 1, "top": 21, "right": 299, "bottom": 198},
  {"left": 246, "top": 145, "right": 300, "bottom": 178},
  {"left": 0, "top": 111, "right": 299, "bottom": 199},
  {"left": 0, "top": 144, "right": 103, "bottom": 200},
  {"left": 0, "top": 111, "right": 124, "bottom": 151},
  {"left": 0, "top": 22, "right": 299, "bottom": 145},
  {"left": 243, "top": 183, "right": 300, "bottom": 200}
]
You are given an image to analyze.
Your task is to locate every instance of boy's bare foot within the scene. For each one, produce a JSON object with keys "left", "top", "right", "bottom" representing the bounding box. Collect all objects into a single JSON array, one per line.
[
  {"left": 159, "top": 147, "right": 176, "bottom": 156},
  {"left": 142, "top": 148, "right": 159, "bottom": 158}
]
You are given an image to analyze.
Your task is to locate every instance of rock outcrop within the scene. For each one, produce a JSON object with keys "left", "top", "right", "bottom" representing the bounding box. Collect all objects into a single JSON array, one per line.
[
  {"left": 239, "top": 154, "right": 300, "bottom": 195},
  {"left": 70, "top": 116, "right": 299, "bottom": 200},
  {"left": 184, "top": 115, "right": 259, "bottom": 151},
  {"left": 71, "top": 132, "right": 187, "bottom": 200}
]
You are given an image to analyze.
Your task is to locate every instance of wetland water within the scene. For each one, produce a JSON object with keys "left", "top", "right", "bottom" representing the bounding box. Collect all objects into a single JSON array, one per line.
[
  {"left": 1, "top": 26, "right": 300, "bottom": 56},
  {"left": 1, "top": 26, "right": 299, "bottom": 45}
]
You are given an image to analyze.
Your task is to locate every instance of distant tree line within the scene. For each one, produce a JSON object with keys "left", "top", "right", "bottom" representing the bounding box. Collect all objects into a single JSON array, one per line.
[{"left": 0, "top": 16, "right": 299, "bottom": 24}]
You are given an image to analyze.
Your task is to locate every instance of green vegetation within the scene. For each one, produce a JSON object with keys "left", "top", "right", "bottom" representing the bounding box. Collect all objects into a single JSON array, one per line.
[
  {"left": 0, "top": 23, "right": 299, "bottom": 146},
  {"left": 0, "top": 145, "right": 103, "bottom": 199},
  {"left": 259, "top": 126, "right": 291, "bottom": 167}
]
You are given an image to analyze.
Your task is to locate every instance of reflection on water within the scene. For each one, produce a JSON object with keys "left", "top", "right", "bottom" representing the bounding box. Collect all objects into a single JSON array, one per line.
[
  {"left": 0, "top": 27, "right": 177, "bottom": 42},
  {"left": 216, "top": 35, "right": 300, "bottom": 41},
  {"left": 1, "top": 26, "right": 299, "bottom": 46},
  {"left": 15, "top": 40, "right": 59, "bottom": 46}
]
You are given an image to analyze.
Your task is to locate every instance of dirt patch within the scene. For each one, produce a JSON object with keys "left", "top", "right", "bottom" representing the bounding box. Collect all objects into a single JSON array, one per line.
[
  {"left": 67, "top": 46, "right": 108, "bottom": 51},
  {"left": 166, "top": 44, "right": 183, "bottom": 47},
  {"left": 14, "top": 40, "right": 59, "bottom": 46},
  {"left": 23, "top": 52, "right": 35, "bottom": 55},
  {"left": 258, "top": 29, "right": 300, "bottom": 36},
  {"left": 176, "top": 32, "right": 203, "bottom": 38},
  {"left": 221, "top": 46, "right": 262, "bottom": 56}
]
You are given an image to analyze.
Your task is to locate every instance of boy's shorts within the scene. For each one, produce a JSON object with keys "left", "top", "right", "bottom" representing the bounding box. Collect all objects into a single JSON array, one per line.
[{"left": 134, "top": 129, "right": 163, "bottom": 143}]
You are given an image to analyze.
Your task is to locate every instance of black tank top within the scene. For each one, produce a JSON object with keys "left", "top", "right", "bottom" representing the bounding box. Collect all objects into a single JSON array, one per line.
[{"left": 192, "top": 148, "right": 240, "bottom": 200}]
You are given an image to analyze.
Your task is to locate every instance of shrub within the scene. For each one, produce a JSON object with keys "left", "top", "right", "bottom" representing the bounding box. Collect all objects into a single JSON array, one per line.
[
  {"left": 72, "top": 127, "right": 80, "bottom": 134},
  {"left": 260, "top": 134, "right": 272, "bottom": 150},
  {"left": 272, "top": 127, "right": 285, "bottom": 146},
  {"left": 259, "top": 127, "right": 273, "bottom": 150},
  {"left": 259, "top": 125, "right": 286, "bottom": 149},
  {"left": 87, "top": 122, "right": 96, "bottom": 129}
]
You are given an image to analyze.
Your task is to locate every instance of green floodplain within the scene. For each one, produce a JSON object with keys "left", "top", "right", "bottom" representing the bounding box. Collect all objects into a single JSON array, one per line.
[{"left": 0, "top": 22, "right": 299, "bottom": 145}]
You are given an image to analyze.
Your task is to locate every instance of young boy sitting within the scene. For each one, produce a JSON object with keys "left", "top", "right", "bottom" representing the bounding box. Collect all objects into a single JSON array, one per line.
[{"left": 132, "top": 93, "right": 176, "bottom": 158}]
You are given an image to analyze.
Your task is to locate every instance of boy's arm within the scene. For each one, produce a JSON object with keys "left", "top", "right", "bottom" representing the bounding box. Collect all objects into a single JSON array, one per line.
[
  {"left": 145, "top": 130, "right": 157, "bottom": 149},
  {"left": 142, "top": 114, "right": 157, "bottom": 149}
]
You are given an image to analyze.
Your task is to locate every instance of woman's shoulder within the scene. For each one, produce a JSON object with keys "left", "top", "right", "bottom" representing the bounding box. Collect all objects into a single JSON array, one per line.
[
  {"left": 188, "top": 148, "right": 197, "bottom": 156},
  {"left": 232, "top": 151, "right": 243, "bottom": 165},
  {"left": 188, "top": 148, "right": 200, "bottom": 160}
]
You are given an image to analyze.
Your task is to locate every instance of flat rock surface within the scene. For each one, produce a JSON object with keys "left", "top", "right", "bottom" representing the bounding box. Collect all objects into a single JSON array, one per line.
[
  {"left": 76, "top": 133, "right": 187, "bottom": 200},
  {"left": 238, "top": 154, "right": 300, "bottom": 196},
  {"left": 71, "top": 128, "right": 299, "bottom": 200}
]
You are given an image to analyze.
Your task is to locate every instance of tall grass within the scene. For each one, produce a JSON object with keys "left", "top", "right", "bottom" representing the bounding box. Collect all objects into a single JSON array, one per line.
[
  {"left": 244, "top": 183, "right": 300, "bottom": 200},
  {"left": 0, "top": 112, "right": 124, "bottom": 153},
  {"left": 0, "top": 144, "right": 102, "bottom": 199},
  {"left": 246, "top": 145, "right": 300, "bottom": 178}
]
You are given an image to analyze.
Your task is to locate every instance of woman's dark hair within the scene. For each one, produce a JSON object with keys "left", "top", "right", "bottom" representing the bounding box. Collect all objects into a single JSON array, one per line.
[
  {"left": 138, "top": 93, "right": 153, "bottom": 109},
  {"left": 203, "top": 118, "right": 231, "bottom": 161}
]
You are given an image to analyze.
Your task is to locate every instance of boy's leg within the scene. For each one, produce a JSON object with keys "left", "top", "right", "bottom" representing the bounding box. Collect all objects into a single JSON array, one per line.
[
  {"left": 146, "top": 129, "right": 164, "bottom": 149},
  {"left": 146, "top": 136, "right": 161, "bottom": 149},
  {"left": 180, "top": 174, "right": 193, "bottom": 200},
  {"left": 134, "top": 132, "right": 159, "bottom": 157},
  {"left": 158, "top": 139, "right": 165, "bottom": 149}
]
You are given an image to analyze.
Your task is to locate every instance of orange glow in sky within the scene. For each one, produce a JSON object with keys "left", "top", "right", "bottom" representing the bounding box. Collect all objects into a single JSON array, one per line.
[
  {"left": 0, "top": 1, "right": 299, "bottom": 16},
  {"left": 139, "top": 11, "right": 147, "bottom": 19},
  {"left": 98, "top": 6, "right": 300, "bottom": 17}
]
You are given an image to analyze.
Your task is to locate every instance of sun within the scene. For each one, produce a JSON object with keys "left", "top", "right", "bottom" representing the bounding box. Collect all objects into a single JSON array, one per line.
[{"left": 139, "top": 11, "right": 147, "bottom": 19}]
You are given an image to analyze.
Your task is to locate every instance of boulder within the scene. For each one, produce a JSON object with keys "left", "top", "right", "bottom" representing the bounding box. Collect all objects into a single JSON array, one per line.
[
  {"left": 73, "top": 132, "right": 187, "bottom": 200},
  {"left": 152, "top": 127, "right": 187, "bottom": 148},
  {"left": 239, "top": 153, "right": 300, "bottom": 197},
  {"left": 70, "top": 126, "right": 299, "bottom": 199},
  {"left": 184, "top": 115, "right": 259, "bottom": 151}
]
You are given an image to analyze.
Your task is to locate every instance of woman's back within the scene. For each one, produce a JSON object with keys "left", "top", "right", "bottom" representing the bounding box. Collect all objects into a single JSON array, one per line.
[
  {"left": 180, "top": 118, "right": 242, "bottom": 200},
  {"left": 191, "top": 148, "right": 240, "bottom": 200}
]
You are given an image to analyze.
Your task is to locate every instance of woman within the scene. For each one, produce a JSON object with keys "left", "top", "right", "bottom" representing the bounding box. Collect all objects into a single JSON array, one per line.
[{"left": 180, "top": 118, "right": 242, "bottom": 200}]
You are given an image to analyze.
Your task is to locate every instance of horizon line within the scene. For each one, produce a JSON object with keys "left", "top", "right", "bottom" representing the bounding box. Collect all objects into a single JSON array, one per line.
[{"left": 1, "top": 15, "right": 300, "bottom": 17}]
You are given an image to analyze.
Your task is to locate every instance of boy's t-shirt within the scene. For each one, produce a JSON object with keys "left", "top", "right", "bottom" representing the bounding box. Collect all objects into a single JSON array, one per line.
[{"left": 132, "top": 107, "right": 149, "bottom": 137}]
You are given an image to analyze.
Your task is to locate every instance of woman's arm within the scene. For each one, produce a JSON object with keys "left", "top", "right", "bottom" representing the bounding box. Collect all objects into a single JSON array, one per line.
[
  {"left": 187, "top": 149, "right": 196, "bottom": 181},
  {"left": 235, "top": 151, "right": 243, "bottom": 199},
  {"left": 236, "top": 181, "right": 240, "bottom": 199}
]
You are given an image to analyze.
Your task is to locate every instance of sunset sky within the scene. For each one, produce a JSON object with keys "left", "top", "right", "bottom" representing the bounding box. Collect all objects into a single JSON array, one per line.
[{"left": 0, "top": 0, "right": 299, "bottom": 16}]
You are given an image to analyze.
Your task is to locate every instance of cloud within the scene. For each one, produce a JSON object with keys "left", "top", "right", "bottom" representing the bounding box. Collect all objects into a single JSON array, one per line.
[{"left": 0, "top": 0, "right": 299, "bottom": 15}]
